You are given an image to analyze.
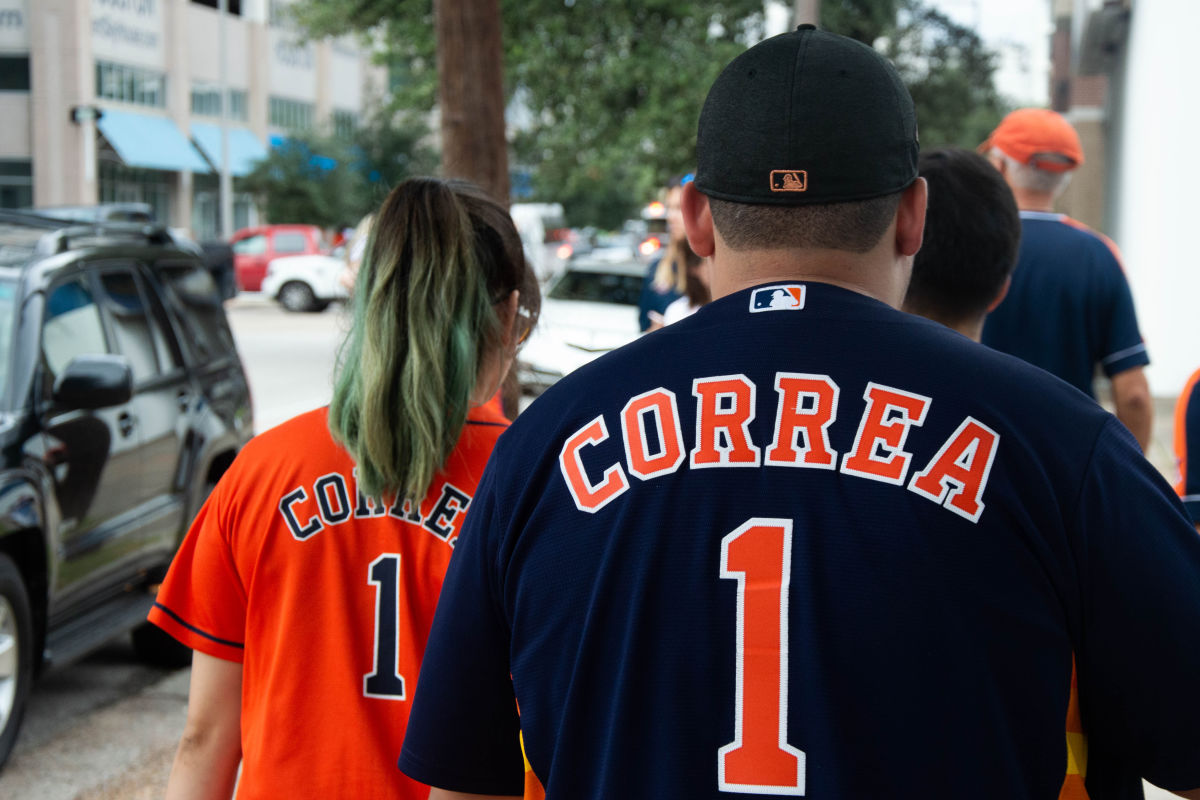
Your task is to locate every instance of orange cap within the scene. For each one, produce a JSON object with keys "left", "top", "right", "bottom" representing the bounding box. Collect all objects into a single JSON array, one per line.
[{"left": 979, "top": 108, "right": 1084, "bottom": 173}]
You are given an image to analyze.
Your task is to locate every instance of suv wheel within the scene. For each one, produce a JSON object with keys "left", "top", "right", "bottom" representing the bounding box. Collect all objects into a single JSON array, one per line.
[
  {"left": 278, "top": 281, "right": 317, "bottom": 312},
  {"left": 0, "top": 553, "right": 33, "bottom": 768}
]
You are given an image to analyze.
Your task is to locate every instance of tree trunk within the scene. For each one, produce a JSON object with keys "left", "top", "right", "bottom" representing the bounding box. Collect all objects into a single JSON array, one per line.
[
  {"left": 793, "top": 0, "right": 821, "bottom": 26},
  {"left": 435, "top": 0, "right": 510, "bottom": 204}
]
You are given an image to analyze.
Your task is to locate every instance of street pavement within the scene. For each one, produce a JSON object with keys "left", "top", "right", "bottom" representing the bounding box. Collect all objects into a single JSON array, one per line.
[{"left": 0, "top": 667, "right": 187, "bottom": 798}]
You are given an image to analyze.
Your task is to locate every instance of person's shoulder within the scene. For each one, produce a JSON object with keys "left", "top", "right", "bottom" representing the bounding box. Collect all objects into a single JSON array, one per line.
[
  {"left": 203, "top": 409, "right": 337, "bottom": 513},
  {"left": 238, "top": 407, "right": 330, "bottom": 459},
  {"left": 1034, "top": 212, "right": 1125, "bottom": 265},
  {"left": 253, "top": 406, "right": 331, "bottom": 446},
  {"left": 461, "top": 403, "right": 511, "bottom": 449},
  {"left": 902, "top": 312, "right": 1111, "bottom": 425}
]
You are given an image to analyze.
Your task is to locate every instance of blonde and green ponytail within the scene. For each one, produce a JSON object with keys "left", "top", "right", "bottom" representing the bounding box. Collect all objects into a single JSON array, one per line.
[{"left": 329, "top": 178, "right": 534, "bottom": 501}]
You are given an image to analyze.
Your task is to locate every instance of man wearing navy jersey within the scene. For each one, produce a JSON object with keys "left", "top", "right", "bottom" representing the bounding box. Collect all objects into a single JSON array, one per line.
[
  {"left": 399, "top": 27, "right": 1200, "bottom": 800},
  {"left": 980, "top": 108, "right": 1153, "bottom": 452},
  {"left": 901, "top": 148, "right": 1021, "bottom": 342}
]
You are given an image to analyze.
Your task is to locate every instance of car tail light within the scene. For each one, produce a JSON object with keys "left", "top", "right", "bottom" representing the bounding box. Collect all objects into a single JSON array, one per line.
[
  {"left": 556, "top": 243, "right": 573, "bottom": 260},
  {"left": 639, "top": 237, "right": 661, "bottom": 257}
]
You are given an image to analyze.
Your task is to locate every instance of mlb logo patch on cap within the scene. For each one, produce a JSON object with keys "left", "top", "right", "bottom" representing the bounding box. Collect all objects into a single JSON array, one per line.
[
  {"left": 750, "top": 284, "right": 806, "bottom": 312},
  {"left": 771, "top": 170, "right": 808, "bottom": 193}
]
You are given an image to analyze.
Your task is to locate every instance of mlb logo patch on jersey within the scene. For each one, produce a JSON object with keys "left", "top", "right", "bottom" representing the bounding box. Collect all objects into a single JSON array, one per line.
[{"left": 750, "top": 284, "right": 806, "bottom": 313}]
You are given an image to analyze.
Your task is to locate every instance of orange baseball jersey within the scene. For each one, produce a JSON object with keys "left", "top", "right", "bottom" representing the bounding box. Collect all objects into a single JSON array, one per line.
[
  {"left": 1174, "top": 368, "right": 1200, "bottom": 523},
  {"left": 1059, "top": 661, "right": 1088, "bottom": 799},
  {"left": 149, "top": 404, "right": 508, "bottom": 799}
]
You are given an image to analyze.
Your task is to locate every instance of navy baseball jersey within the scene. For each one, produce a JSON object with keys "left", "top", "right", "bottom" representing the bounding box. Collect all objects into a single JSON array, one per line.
[
  {"left": 399, "top": 282, "right": 1200, "bottom": 799},
  {"left": 982, "top": 211, "right": 1148, "bottom": 397}
]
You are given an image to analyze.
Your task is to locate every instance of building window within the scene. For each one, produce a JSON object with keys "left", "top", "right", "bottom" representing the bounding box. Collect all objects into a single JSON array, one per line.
[
  {"left": 0, "top": 56, "right": 30, "bottom": 92},
  {"left": 0, "top": 160, "right": 33, "bottom": 209},
  {"left": 229, "top": 89, "right": 248, "bottom": 122},
  {"left": 268, "top": 0, "right": 292, "bottom": 27},
  {"left": 269, "top": 96, "right": 314, "bottom": 131},
  {"left": 99, "top": 161, "right": 170, "bottom": 224},
  {"left": 189, "top": 0, "right": 242, "bottom": 14},
  {"left": 191, "top": 85, "right": 249, "bottom": 121},
  {"left": 332, "top": 110, "right": 358, "bottom": 139},
  {"left": 191, "top": 175, "right": 255, "bottom": 240},
  {"left": 96, "top": 61, "right": 166, "bottom": 108},
  {"left": 191, "top": 85, "right": 220, "bottom": 117}
]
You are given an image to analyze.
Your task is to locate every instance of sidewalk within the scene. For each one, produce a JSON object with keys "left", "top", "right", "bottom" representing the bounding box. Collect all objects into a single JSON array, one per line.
[
  {"left": 0, "top": 670, "right": 188, "bottom": 799},
  {"left": 1114, "top": 395, "right": 1178, "bottom": 483}
]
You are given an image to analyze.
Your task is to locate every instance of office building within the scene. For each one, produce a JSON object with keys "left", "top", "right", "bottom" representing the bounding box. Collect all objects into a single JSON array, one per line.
[{"left": 0, "top": 0, "right": 386, "bottom": 238}]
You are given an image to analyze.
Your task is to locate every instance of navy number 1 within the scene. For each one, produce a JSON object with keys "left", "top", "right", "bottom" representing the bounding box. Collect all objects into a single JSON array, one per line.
[{"left": 364, "top": 553, "right": 407, "bottom": 699}]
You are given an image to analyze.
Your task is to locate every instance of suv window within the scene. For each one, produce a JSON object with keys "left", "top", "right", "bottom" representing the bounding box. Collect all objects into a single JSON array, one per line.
[
  {"left": 43, "top": 278, "right": 107, "bottom": 381},
  {"left": 95, "top": 268, "right": 170, "bottom": 383},
  {"left": 157, "top": 263, "right": 236, "bottom": 363},
  {"left": 232, "top": 234, "right": 267, "bottom": 255},
  {"left": 273, "top": 232, "right": 308, "bottom": 253},
  {"left": 0, "top": 279, "right": 15, "bottom": 390}
]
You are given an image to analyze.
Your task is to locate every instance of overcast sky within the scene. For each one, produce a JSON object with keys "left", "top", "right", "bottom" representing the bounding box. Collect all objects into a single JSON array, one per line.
[
  {"left": 765, "top": 0, "right": 1052, "bottom": 106},
  {"left": 928, "top": 0, "right": 1051, "bottom": 105}
]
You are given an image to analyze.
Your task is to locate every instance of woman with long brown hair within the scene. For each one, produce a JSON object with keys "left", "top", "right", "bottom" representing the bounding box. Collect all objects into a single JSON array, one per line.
[{"left": 150, "top": 177, "right": 538, "bottom": 799}]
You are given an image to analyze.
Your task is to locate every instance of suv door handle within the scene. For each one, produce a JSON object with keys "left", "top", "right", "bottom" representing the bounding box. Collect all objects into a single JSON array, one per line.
[{"left": 118, "top": 412, "right": 136, "bottom": 438}]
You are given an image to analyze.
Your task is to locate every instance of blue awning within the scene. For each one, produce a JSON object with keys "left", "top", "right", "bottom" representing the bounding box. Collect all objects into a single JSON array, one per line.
[
  {"left": 96, "top": 108, "right": 211, "bottom": 173},
  {"left": 190, "top": 123, "right": 269, "bottom": 177}
]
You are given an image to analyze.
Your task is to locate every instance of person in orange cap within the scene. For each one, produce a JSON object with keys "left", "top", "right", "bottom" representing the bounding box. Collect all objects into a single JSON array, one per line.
[{"left": 980, "top": 108, "right": 1153, "bottom": 452}]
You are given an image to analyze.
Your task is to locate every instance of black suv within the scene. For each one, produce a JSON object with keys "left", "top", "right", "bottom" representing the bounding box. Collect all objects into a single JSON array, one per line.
[{"left": 0, "top": 211, "right": 253, "bottom": 765}]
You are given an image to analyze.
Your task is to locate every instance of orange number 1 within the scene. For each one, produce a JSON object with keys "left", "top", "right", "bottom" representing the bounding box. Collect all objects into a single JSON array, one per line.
[{"left": 719, "top": 518, "right": 806, "bottom": 795}]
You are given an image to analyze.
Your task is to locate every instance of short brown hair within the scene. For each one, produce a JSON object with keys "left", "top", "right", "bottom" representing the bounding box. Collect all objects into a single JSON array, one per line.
[
  {"left": 708, "top": 193, "right": 902, "bottom": 253},
  {"left": 905, "top": 148, "right": 1019, "bottom": 326}
]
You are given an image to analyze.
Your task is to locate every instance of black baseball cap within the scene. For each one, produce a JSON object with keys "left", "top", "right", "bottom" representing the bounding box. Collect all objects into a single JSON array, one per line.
[{"left": 694, "top": 25, "right": 919, "bottom": 206}]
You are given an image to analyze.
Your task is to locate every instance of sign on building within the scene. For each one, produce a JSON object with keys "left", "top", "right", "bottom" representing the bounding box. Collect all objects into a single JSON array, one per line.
[
  {"left": 0, "top": 0, "right": 28, "bottom": 52},
  {"left": 91, "top": 0, "right": 165, "bottom": 68}
]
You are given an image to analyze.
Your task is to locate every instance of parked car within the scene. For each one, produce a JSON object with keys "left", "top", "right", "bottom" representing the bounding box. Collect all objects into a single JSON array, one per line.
[
  {"left": 516, "top": 255, "right": 644, "bottom": 395},
  {"left": 230, "top": 224, "right": 327, "bottom": 292},
  {"left": 0, "top": 210, "right": 254, "bottom": 767},
  {"left": 261, "top": 251, "right": 349, "bottom": 312},
  {"left": 22, "top": 202, "right": 156, "bottom": 225},
  {"left": 28, "top": 204, "right": 236, "bottom": 300}
]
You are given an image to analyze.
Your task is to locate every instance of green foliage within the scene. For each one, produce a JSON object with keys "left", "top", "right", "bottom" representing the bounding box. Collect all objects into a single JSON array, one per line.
[
  {"left": 239, "top": 107, "right": 437, "bottom": 227},
  {"left": 882, "top": 0, "right": 1008, "bottom": 150},
  {"left": 286, "top": 0, "right": 1006, "bottom": 226},
  {"left": 351, "top": 107, "right": 440, "bottom": 204},
  {"left": 504, "top": 1, "right": 766, "bottom": 227},
  {"left": 821, "top": 0, "right": 899, "bottom": 45},
  {"left": 287, "top": 0, "right": 438, "bottom": 113},
  {"left": 240, "top": 135, "right": 352, "bottom": 227},
  {"left": 291, "top": 0, "right": 765, "bottom": 227}
]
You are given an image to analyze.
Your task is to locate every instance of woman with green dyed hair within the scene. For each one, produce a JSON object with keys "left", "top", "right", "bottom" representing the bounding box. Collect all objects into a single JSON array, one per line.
[{"left": 152, "top": 177, "right": 538, "bottom": 800}]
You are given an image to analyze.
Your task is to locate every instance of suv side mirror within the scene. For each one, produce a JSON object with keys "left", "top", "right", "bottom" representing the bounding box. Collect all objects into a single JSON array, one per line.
[{"left": 53, "top": 355, "right": 133, "bottom": 409}]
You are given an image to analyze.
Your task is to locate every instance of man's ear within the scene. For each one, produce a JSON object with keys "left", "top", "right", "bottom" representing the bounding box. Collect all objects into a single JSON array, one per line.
[
  {"left": 986, "top": 276, "right": 1012, "bottom": 313},
  {"left": 681, "top": 182, "right": 715, "bottom": 258},
  {"left": 896, "top": 177, "right": 926, "bottom": 258}
]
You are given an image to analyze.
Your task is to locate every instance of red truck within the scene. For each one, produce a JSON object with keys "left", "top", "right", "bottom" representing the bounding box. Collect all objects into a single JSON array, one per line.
[{"left": 230, "top": 224, "right": 327, "bottom": 292}]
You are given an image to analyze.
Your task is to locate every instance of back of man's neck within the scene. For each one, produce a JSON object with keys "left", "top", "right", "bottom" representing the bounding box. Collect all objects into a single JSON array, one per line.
[
  {"left": 1012, "top": 188, "right": 1056, "bottom": 213},
  {"left": 711, "top": 248, "right": 909, "bottom": 310}
]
